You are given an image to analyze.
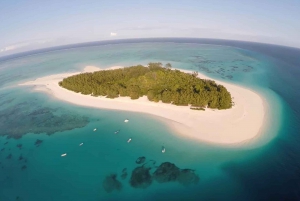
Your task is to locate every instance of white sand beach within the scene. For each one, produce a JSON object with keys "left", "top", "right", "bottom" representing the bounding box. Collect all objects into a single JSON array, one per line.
[{"left": 20, "top": 66, "right": 266, "bottom": 144}]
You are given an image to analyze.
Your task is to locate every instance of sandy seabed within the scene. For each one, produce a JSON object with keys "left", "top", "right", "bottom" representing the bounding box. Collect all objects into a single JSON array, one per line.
[{"left": 20, "top": 66, "right": 266, "bottom": 145}]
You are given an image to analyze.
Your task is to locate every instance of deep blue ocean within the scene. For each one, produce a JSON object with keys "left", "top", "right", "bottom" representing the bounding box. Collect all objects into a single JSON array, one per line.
[{"left": 0, "top": 38, "right": 299, "bottom": 201}]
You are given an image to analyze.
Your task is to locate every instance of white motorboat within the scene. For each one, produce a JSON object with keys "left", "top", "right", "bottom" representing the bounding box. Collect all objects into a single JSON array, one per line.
[
  {"left": 127, "top": 138, "right": 132, "bottom": 143},
  {"left": 161, "top": 146, "right": 166, "bottom": 153},
  {"left": 61, "top": 153, "right": 67, "bottom": 157},
  {"left": 114, "top": 130, "right": 120, "bottom": 134},
  {"left": 124, "top": 119, "right": 129, "bottom": 123},
  {"left": 79, "top": 143, "right": 83, "bottom": 146},
  {"left": 93, "top": 128, "right": 97, "bottom": 131}
]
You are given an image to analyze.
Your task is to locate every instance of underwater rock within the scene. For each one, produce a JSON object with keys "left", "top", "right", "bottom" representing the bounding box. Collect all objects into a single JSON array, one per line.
[
  {"left": 102, "top": 174, "right": 122, "bottom": 193},
  {"left": 135, "top": 156, "right": 146, "bottom": 164},
  {"left": 129, "top": 166, "right": 152, "bottom": 188},
  {"left": 6, "top": 153, "right": 12, "bottom": 159},
  {"left": 4, "top": 142, "right": 8, "bottom": 145},
  {"left": 1, "top": 148, "right": 5, "bottom": 151},
  {"left": 34, "top": 139, "right": 43, "bottom": 147},
  {"left": 21, "top": 165, "right": 27, "bottom": 170},
  {"left": 122, "top": 168, "right": 127, "bottom": 173},
  {"left": 19, "top": 155, "right": 23, "bottom": 161},
  {"left": 16, "top": 144, "right": 22, "bottom": 149},
  {"left": 153, "top": 162, "right": 181, "bottom": 183},
  {"left": 177, "top": 169, "right": 200, "bottom": 186}
]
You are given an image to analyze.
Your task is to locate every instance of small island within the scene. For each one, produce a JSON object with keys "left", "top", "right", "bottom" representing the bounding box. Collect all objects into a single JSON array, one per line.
[
  {"left": 59, "top": 63, "right": 232, "bottom": 110},
  {"left": 20, "top": 64, "right": 265, "bottom": 144}
]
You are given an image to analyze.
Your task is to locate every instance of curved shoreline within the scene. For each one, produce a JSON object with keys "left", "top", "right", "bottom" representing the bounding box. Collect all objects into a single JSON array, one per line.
[{"left": 20, "top": 66, "right": 267, "bottom": 145}]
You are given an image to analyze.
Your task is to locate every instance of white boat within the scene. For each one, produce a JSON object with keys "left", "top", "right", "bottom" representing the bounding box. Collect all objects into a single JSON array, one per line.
[
  {"left": 161, "top": 146, "right": 166, "bottom": 153},
  {"left": 79, "top": 143, "right": 83, "bottom": 146},
  {"left": 124, "top": 119, "right": 129, "bottom": 123},
  {"left": 127, "top": 138, "right": 132, "bottom": 143},
  {"left": 61, "top": 153, "right": 67, "bottom": 157},
  {"left": 114, "top": 130, "right": 120, "bottom": 134},
  {"left": 93, "top": 128, "right": 97, "bottom": 131}
]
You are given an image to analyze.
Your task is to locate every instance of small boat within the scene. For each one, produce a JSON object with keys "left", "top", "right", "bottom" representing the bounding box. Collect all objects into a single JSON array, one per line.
[
  {"left": 124, "top": 119, "right": 129, "bottom": 123},
  {"left": 61, "top": 153, "right": 67, "bottom": 157},
  {"left": 161, "top": 146, "right": 166, "bottom": 153},
  {"left": 93, "top": 128, "right": 97, "bottom": 131},
  {"left": 114, "top": 130, "right": 120, "bottom": 134},
  {"left": 127, "top": 138, "right": 132, "bottom": 143},
  {"left": 79, "top": 143, "right": 83, "bottom": 146}
]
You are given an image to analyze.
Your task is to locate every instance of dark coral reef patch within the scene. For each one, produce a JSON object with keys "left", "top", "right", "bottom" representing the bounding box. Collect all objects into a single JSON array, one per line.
[
  {"left": 135, "top": 156, "right": 146, "bottom": 164},
  {"left": 34, "top": 139, "right": 43, "bottom": 147},
  {"left": 129, "top": 166, "right": 152, "bottom": 189},
  {"left": 153, "top": 162, "right": 181, "bottom": 183},
  {"left": 178, "top": 169, "right": 200, "bottom": 186},
  {"left": 103, "top": 174, "right": 122, "bottom": 193},
  {"left": 0, "top": 101, "right": 89, "bottom": 139},
  {"left": 153, "top": 162, "right": 199, "bottom": 186},
  {"left": 121, "top": 168, "right": 128, "bottom": 180}
]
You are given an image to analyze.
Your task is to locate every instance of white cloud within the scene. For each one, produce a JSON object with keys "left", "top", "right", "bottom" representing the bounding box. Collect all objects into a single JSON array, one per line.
[
  {"left": 0, "top": 42, "right": 29, "bottom": 52},
  {"left": 110, "top": 32, "right": 117, "bottom": 36},
  {"left": 0, "top": 39, "right": 53, "bottom": 53}
]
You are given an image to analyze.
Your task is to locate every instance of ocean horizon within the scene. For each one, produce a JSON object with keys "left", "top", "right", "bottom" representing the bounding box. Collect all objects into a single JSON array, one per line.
[{"left": 0, "top": 38, "right": 300, "bottom": 201}]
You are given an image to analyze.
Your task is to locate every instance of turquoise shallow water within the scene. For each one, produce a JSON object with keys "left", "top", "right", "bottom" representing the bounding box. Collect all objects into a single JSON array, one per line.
[{"left": 0, "top": 39, "right": 299, "bottom": 201}]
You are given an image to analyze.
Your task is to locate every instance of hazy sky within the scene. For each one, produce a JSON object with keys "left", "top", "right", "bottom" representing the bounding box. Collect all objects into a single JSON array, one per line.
[{"left": 1, "top": 0, "right": 300, "bottom": 56}]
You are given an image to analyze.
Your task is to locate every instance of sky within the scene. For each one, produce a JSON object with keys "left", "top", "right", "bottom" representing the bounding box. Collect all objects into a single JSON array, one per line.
[{"left": 1, "top": 0, "right": 300, "bottom": 56}]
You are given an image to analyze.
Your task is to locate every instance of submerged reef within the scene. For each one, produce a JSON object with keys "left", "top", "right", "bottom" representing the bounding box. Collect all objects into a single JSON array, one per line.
[
  {"left": 142, "top": 160, "right": 156, "bottom": 169},
  {"left": 34, "top": 139, "right": 43, "bottom": 147},
  {"left": 121, "top": 168, "right": 128, "bottom": 180},
  {"left": 153, "top": 162, "right": 199, "bottom": 186},
  {"left": 16, "top": 144, "right": 22, "bottom": 149},
  {"left": 129, "top": 166, "right": 152, "bottom": 188},
  {"left": 0, "top": 100, "right": 89, "bottom": 139},
  {"left": 128, "top": 161, "right": 199, "bottom": 190},
  {"left": 103, "top": 174, "right": 122, "bottom": 193},
  {"left": 153, "top": 162, "right": 181, "bottom": 183},
  {"left": 135, "top": 156, "right": 146, "bottom": 164},
  {"left": 6, "top": 153, "right": 12, "bottom": 159},
  {"left": 178, "top": 169, "right": 200, "bottom": 186}
]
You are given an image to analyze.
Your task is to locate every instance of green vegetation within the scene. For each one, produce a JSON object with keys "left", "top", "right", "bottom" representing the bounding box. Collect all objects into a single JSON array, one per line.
[{"left": 59, "top": 63, "right": 232, "bottom": 109}]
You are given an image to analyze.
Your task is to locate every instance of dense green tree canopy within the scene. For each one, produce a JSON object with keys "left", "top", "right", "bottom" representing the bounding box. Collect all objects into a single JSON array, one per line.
[{"left": 59, "top": 63, "right": 232, "bottom": 110}]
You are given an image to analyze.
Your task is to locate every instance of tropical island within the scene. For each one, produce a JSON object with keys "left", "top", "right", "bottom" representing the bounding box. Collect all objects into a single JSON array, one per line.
[
  {"left": 20, "top": 64, "right": 265, "bottom": 144},
  {"left": 58, "top": 63, "right": 232, "bottom": 110}
]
